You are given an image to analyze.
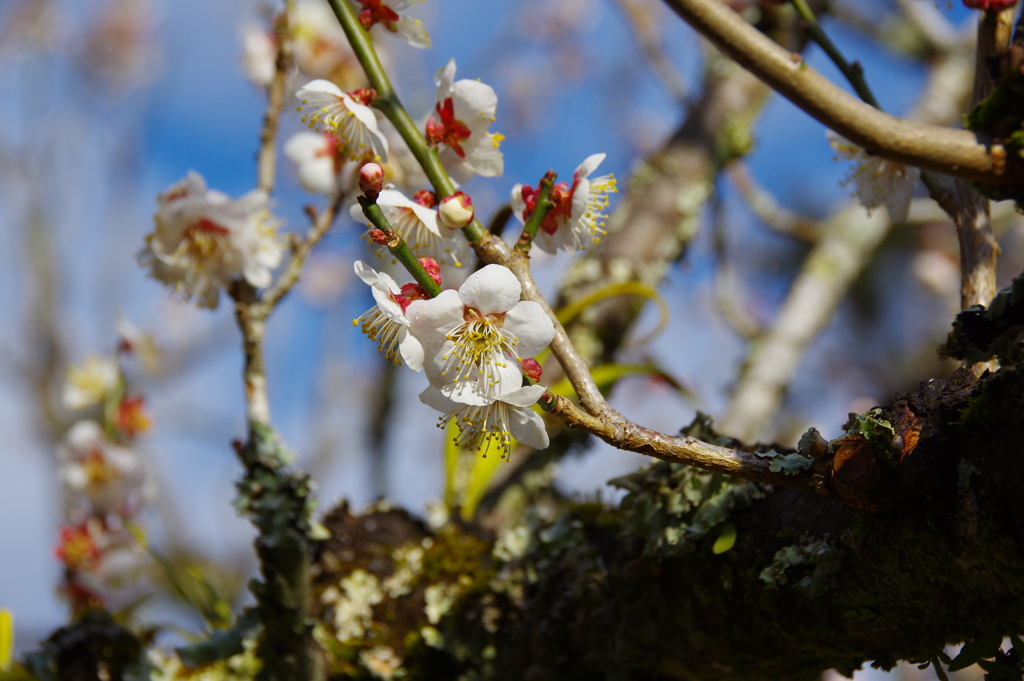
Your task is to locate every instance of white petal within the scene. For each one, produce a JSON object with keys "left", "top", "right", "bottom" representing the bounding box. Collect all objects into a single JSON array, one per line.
[
  {"left": 574, "top": 153, "right": 606, "bottom": 180},
  {"left": 66, "top": 420, "right": 104, "bottom": 452},
  {"left": 295, "top": 156, "right": 338, "bottom": 195},
  {"left": 407, "top": 290, "right": 464, "bottom": 345},
  {"left": 503, "top": 301, "right": 554, "bottom": 358},
  {"left": 394, "top": 15, "right": 431, "bottom": 49},
  {"left": 284, "top": 132, "right": 330, "bottom": 162},
  {"left": 297, "top": 79, "right": 344, "bottom": 99},
  {"left": 510, "top": 184, "right": 527, "bottom": 224},
  {"left": 509, "top": 405, "right": 549, "bottom": 450},
  {"left": 458, "top": 265, "right": 520, "bottom": 314},
  {"left": 419, "top": 385, "right": 458, "bottom": 414},
  {"left": 440, "top": 359, "right": 522, "bottom": 406},
  {"left": 500, "top": 384, "right": 546, "bottom": 408},
  {"left": 354, "top": 260, "right": 381, "bottom": 287},
  {"left": 398, "top": 328, "right": 425, "bottom": 372},
  {"left": 464, "top": 134, "right": 504, "bottom": 178},
  {"left": 434, "top": 57, "right": 456, "bottom": 103},
  {"left": 450, "top": 80, "right": 497, "bottom": 125},
  {"left": 883, "top": 165, "right": 920, "bottom": 223}
]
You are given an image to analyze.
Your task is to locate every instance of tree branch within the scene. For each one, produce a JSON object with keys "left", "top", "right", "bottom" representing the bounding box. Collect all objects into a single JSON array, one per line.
[{"left": 660, "top": 0, "right": 1022, "bottom": 185}]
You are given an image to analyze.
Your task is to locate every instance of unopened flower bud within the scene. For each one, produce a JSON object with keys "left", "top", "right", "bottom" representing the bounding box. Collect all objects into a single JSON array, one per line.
[
  {"left": 418, "top": 257, "right": 442, "bottom": 286},
  {"left": 359, "top": 163, "right": 384, "bottom": 196},
  {"left": 437, "top": 192, "right": 474, "bottom": 230},
  {"left": 522, "top": 358, "right": 542, "bottom": 382}
]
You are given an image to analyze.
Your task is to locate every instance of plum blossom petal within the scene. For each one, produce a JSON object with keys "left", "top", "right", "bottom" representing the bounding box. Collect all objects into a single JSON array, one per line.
[
  {"left": 502, "top": 301, "right": 554, "bottom": 359},
  {"left": 238, "top": 23, "right": 276, "bottom": 87},
  {"left": 426, "top": 58, "right": 503, "bottom": 181},
  {"left": 139, "top": 172, "right": 284, "bottom": 309},
  {"left": 285, "top": 131, "right": 340, "bottom": 195},
  {"left": 350, "top": 189, "right": 470, "bottom": 267},
  {"left": 297, "top": 81, "right": 388, "bottom": 162},
  {"left": 827, "top": 130, "right": 920, "bottom": 223},
  {"left": 457, "top": 264, "right": 521, "bottom": 315},
  {"left": 58, "top": 421, "right": 147, "bottom": 517},
  {"left": 352, "top": 261, "right": 426, "bottom": 370},
  {"left": 63, "top": 356, "right": 119, "bottom": 410},
  {"left": 418, "top": 384, "right": 549, "bottom": 459}
]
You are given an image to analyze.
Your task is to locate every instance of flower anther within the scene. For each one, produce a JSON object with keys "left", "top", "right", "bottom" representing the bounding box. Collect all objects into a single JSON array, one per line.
[
  {"left": 296, "top": 80, "right": 388, "bottom": 162},
  {"left": 352, "top": 261, "right": 426, "bottom": 370}
]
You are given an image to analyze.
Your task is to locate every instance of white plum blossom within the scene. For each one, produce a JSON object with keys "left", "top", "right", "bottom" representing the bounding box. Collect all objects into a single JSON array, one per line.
[
  {"left": 406, "top": 264, "right": 554, "bottom": 405},
  {"left": 56, "top": 517, "right": 147, "bottom": 592},
  {"left": 238, "top": 23, "right": 277, "bottom": 87},
  {"left": 425, "top": 58, "right": 503, "bottom": 185},
  {"left": 285, "top": 131, "right": 342, "bottom": 195},
  {"left": 354, "top": 0, "right": 431, "bottom": 49},
  {"left": 139, "top": 171, "right": 284, "bottom": 309},
  {"left": 116, "top": 317, "right": 161, "bottom": 374},
  {"left": 352, "top": 261, "right": 431, "bottom": 370},
  {"left": 63, "top": 355, "right": 119, "bottom": 410},
  {"left": 291, "top": 0, "right": 361, "bottom": 83},
  {"left": 297, "top": 80, "right": 389, "bottom": 162},
  {"left": 511, "top": 153, "right": 617, "bottom": 255},
  {"left": 349, "top": 189, "right": 471, "bottom": 267},
  {"left": 827, "top": 130, "right": 920, "bottom": 223},
  {"left": 419, "top": 382, "right": 550, "bottom": 460},
  {"left": 58, "top": 420, "right": 147, "bottom": 517}
]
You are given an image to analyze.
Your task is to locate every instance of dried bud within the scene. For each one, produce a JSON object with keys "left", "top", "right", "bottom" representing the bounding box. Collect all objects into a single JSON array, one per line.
[
  {"left": 522, "top": 358, "right": 542, "bottom": 382},
  {"left": 962, "top": 0, "right": 1016, "bottom": 8},
  {"left": 368, "top": 228, "right": 390, "bottom": 244},
  {"left": 359, "top": 162, "right": 384, "bottom": 196},
  {"left": 413, "top": 190, "right": 438, "bottom": 208},
  {"left": 418, "top": 257, "right": 442, "bottom": 286},
  {"left": 437, "top": 191, "right": 474, "bottom": 230}
]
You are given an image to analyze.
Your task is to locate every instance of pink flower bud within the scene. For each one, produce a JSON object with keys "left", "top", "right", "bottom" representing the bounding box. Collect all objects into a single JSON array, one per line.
[
  {"left": 359, "top": 163, "right": 384, "bottom": 196},
  {"left": 418, "top": 257, "right": 442, "bottom": 286},
  {"left": 437, "top": 192, "right": 474, "bottom": 230},
  {"left": 522, "top": 358, "right": 542, "bottom": 382},
  {"left": 413, "top": 190, "right": 438, "bottom": 208}
]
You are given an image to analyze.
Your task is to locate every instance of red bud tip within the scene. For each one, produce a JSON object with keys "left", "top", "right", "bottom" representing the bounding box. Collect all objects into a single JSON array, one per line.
[
  {"left": 522, "top": 358, "right": 542, "bottom": 382},
  {"left": 413, "top": 189, "right": 438, "bottom": 208},
  {"left": 417, "top": 257, "right": 442, "bottom": 286},
  {"left": 437, "top": 191, "right": 474, "bottom": 230},
  {"left": 368, "top": 228, "right": 390, "bottom": 244},
  {"left": 359, "top": 162, "right": 384, "bottom": 196}
]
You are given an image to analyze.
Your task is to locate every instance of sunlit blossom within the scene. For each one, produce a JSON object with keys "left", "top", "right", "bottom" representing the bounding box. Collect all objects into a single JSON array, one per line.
[
  {"left": 420, "top": 383, "right": 550, "bottom": 460},
  {"left": 57, "top": 420, "right": 147, "bottom": 517},
  {"left": 238, "top": 23, "right": 277, "bottom": 87},
  {"left": 116, "top": 317, "right": 161, "bottom": 374},
  {"left": 284, "top": 131, "right": 343, "bottom": 195},
  {"left": 827, "top": 130, "right": 920, "bottom": 223},
  {"left": 425, "top": 58, "right": 503, "bottom": 185},
  {"left": 407, "top": 265, "right": 554, "bottom": 405},
  {"left": 355, "top": 0, "right": 431, "bottom": 49},
  {"left": 139, "top": 171, "right": 284, "bottom": 309},
  {"left": 511, "top": 153, "right": 617, "bottom": 255},
  {"left": 352, "top": 261, "right": 438, "bottom": 370},
  {"left": 56, "top": 518, "right": 147, "bottom": 592},
  {"left": 291, "top": 0, "right": 362, "bottom": 84},
  {"left": 63, "top": 355, "right": 119, "bottom": 410},
  {"left": 350, "top": 189, "right": 471, "bottom": 267},
  {"left": 297, "top": 80, "right": 388, "bottom": 162}
]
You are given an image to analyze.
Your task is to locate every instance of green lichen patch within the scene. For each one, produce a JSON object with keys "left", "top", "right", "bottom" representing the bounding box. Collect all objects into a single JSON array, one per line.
[
  {"left": 842, "top": 408, "right": 898, "bottom": 464},
  {"left": 755, "top": 449, "right": 814, "bottom": 475},
  {"left": 942, "top": 271, "right": 1024, "bottom": 369},
  {"left": 758, "top": 540, "right": 841, "bottom": 598}
]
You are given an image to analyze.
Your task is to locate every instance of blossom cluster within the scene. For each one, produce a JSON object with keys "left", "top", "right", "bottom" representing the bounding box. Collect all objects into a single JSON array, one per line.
[
  {"left": 55, "top": 320, "right": 158, "bottom": 611},
  {"left": 353, "top": 260, "right": 554, "bottom": 459}
]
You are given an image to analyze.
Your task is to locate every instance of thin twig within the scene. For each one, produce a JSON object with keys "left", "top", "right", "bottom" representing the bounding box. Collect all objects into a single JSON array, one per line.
[
  {"left": 660, "top": 0, "right": 1021, "bottom": 185},
  {"left": 726, "top": 162, "right": 821, "bottom": 242},
  {"left": 611, "top": 0, "right": 690, "bottom": 105},
  {"left": 256, "top": 9, "right": 293, "bottom": 195}
]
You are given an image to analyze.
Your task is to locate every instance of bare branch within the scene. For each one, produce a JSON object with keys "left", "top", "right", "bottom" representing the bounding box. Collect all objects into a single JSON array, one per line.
[{"left": 660, "top": 0, "right": 1020, "bottom": 185}]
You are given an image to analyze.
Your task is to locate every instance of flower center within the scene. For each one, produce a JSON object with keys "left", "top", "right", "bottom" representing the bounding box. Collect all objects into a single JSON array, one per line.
[
  {"left": 181, "top": 218, "right": 231, "bottom": 260},
  {"left": 57, "top": 527, "right": 99, "bottom": 570},
  {"left": 437, "top": 401, "right": 515, "bottom": 460},
  {"left": 425, "top": 98, "right": 472, "bottom": 158},
  {"left": 439, "top": 312, "right": 517, "bottom": 395},
  {"left": 83, "top": 449, "right": 117, "bottom": 485}
]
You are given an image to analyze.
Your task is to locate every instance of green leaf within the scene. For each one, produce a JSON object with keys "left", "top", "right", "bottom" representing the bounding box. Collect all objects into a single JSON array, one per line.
[
  {"left": 0, "top": 609, "right": 12, "bottom": 671},
  {"left": 461, "top": 442, "right": 511, "bottom": 522},
  {"left": 948, "top": 629, "right": 1003, "bottom": 671},
  {"left": 712, "top": 522, "right": 737, "bottom": 554},
  {"left": 556, "top": 281, "right": 670, "bottom": 347},
  {"left": 443, "top": 420, "right": 461, "bottom": 510}
]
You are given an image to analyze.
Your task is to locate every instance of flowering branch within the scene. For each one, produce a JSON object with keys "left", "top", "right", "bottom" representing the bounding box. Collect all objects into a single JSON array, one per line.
[
  {"left": 661, "top": 0, "right": 1023, "bottom": 185},
  {"left": 358, "top": 196, "right": 444, "bottom": 298}
]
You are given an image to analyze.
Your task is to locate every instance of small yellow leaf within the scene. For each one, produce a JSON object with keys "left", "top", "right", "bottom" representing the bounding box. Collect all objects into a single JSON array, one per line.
[
  {"left": 461, "top": 443, "right": 511, "bottom": 522},
  {"left": 712, "top": 522, "right": 737, "bottom": 555},
  {"left": 0, "top": 608, "right": 13, "bottom": 671},
  {"left": 443, "top": 420, "right": 461, "bottom": 509}
]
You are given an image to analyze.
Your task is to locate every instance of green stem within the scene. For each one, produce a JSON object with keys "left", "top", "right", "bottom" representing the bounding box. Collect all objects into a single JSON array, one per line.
[
  {"left": 790, "top": 0, "right": 881, "bottom": 109},
  {"left": 515, "top": 171, "right": 556, "bottom": 254},
  {"left": 325, "top": 0, "right": 486, "bottom": 243},
  {"left": 358, "top": 196, "right": 443, "bottom": 297}
]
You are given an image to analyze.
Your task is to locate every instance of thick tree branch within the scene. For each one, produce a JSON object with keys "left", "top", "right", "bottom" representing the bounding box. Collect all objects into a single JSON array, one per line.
[{"left": 661, "top": 0, "right": 1022, "bottom": 185}]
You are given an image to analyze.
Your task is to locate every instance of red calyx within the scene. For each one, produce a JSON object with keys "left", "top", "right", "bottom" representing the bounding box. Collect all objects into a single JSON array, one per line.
[
  {"left": 425, "top": 97, "right": 472, "bottom": 157},
  {"left": 520, "top": 181, "right": 572, "bottom": 235},
  {"left": 522, "top": 358, "right": 543, "bottom": 382},
  {"left": 417, "top": 257, "right": 442, "bottom": 286},
  {"left": 357, "top": 0, "right": 401, "bottom": 31},
  {"left": 962, "top": 0, "right": 1016, "bottom": 8},
  {"left": 395, "top": 283, "right": 429, "bottom": 312},
  {"left": 347, "top": 88, "right": 378, "bottom": 106},
  {"left": 413, "top": 190, "right": 438, "bottom": 208}
]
